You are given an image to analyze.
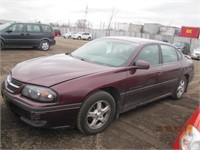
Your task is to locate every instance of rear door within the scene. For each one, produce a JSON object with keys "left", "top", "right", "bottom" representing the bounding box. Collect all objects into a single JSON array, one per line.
[
  {"left": 159, "top": 44, "right": 183, "bottom": 95},
  {"left": 25, "top": 24, "right": 43, "bottom": 46},
  {"left": 3, "top": 23, "right": 26, "bottom": 45}
]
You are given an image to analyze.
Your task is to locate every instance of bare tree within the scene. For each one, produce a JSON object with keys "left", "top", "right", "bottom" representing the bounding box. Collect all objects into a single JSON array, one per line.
[{"left": 106, "top": 8, "right": 118, "bottom": 36}]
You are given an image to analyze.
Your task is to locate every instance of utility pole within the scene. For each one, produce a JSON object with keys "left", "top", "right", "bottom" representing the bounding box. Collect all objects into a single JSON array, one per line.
[{"left": 84, "top": 4, "right": 88, "bottom": 30}]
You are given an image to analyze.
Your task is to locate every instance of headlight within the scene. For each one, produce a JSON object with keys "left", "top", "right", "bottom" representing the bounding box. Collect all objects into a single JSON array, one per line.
[
  {"left": 22, "top": 85, "right": 57, "bottom": 102},
  {"left": 180, "top": 125, "right": 200, "bottom": 150}
]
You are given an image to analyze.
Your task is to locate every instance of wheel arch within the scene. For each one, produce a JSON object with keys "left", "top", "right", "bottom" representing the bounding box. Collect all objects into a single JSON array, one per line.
[
  {"left": 40, "top": 38, "right": 51, "bottom": 44},
  {"left": 83, "top": 86, "right": 122, "bottom": 119},
  {"left": 184, "top": 74, "right": 189, "bottom": 92}
]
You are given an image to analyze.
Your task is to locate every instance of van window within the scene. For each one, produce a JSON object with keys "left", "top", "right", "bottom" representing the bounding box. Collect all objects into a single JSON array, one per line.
[
  {"left": 42, "top": 25, "right": 52, "bottom": 32},
  {"left": 8, "top": 24, "right": 24, "bottom": 32},
  {"left": 27, "top": 24, "right": 41, "bottom": 32}
]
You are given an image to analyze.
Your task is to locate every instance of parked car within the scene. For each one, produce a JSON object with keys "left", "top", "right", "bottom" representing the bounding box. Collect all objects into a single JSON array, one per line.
[
  {"left": 2, "top": 37, "right": 194, "bottom": 135},
  {"left": 173, "top": 106, "right": 200, "bottom": 150},
  {"left": 191, "top": 47, "right": 200, "bottom": 60},
  {"left": 0, "top": 22, "right": 56, "bottom": 50},
  {"left": 72, "top": 32, "right": 92, "bottom": 40},
  {"left": 173, "top": 41, "right": 190, "bottom": 55},
  {"left": 54, "top": 29, "right": 61, "bottom": 36},
  {"left": 63, "top": 32, "right": 76, "bottom": 38}
]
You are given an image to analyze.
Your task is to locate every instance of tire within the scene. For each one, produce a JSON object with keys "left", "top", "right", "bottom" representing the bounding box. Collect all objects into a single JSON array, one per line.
[
  {"left": 172, "top": 76, "right": 187, "bottom": 100},
  {"left": 88, "top": 37, "right": 91, "bottom": 40},
  {"left": 39, "top": 40, "right": 50, "bottom": 51},
  {"left": 77, "top": 91, "right": 116, "bottom": 135},
  {"left": 0, "top": 40, "right": 4, "bottom": 50},
  {"left": 78, "top": 36, "right": 81, "bottom": 40}
]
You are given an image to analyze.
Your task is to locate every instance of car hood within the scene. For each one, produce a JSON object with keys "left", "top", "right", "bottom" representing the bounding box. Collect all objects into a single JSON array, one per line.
[{"left": 11, "top": 54, "right": 113, "bottom": 87}]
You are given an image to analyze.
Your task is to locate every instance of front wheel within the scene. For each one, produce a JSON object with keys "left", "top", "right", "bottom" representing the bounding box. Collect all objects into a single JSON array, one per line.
[
  {"left": 78, "top": 36, "right": 81, "bottom": 40},
  {"left": 39, "top": 40, "right": 50, "bottom": 51},
  {"left": 0, "top": 40, "right": 4, "bottom": 50},
  {"left": 172, "top": 76, "right": 187, "bottom": 99},
  {"left": 77, "top": 91, "right": 116, "bottom": 135}
]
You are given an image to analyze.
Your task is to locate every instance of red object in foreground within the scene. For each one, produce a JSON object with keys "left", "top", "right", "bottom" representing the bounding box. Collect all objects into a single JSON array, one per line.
[
  {"left": 179, "top": 26, "right": 200, "bottom": 38},
  {"left": 173, "top": 106, "right": 200, "bottom": 150}
]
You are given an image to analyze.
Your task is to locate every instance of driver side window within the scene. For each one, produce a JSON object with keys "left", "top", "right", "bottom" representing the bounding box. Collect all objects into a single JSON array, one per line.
[
  {"left": 136, "top": 45, "right": 160, "bottom": 66},
  {"left": 8, "top": 24, "right": 24, "bottom": 32}
]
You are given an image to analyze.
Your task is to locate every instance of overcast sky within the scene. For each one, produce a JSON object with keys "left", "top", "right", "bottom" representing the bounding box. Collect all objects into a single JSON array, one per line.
[{"left": 1, "top": 0, "right": 199, "bottom": 28}]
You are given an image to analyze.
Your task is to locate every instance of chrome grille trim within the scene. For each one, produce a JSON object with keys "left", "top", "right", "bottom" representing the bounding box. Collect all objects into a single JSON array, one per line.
[
  {"left": 6, "top": 75, "right": 23, "bottom": 92},
  {"left": 7, "top": 76, "right": 20, "bottom": 88}
]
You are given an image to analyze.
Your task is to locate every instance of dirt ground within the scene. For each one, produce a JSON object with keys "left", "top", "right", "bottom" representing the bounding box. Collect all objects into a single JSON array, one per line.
[{"left": 1, "top": 37, "right": 200, "bottom": 149}]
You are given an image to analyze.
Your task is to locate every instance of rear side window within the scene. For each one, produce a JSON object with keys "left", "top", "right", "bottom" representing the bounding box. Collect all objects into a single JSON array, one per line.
[
  {"left": 8, "top": 24, "right": 24, "bottom": 32},
  {"left": 42, "top": 25, "right": 52, "bottom": 33},
  {"left": 161, "top": 45, "right": 178, "bottom": 63},
  {"left": 135, "top": 45, "right": 160, "bottom": 66},
  {"left": 27, "top": 24, "right": 41, "bottom": 32}
]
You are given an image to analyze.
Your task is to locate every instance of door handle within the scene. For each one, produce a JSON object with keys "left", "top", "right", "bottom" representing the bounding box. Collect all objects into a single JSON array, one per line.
[
  {"left": 20, "top": 33, "right": 24, "bottom": 36},
  {"left": 26, "top": 33, "right": 30, "bottom": 36},
  {"left": 157, "top": 72, "right": 163, "bottom": 75}
]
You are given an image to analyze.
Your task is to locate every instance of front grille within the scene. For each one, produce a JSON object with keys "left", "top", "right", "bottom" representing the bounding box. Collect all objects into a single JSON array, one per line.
[
  {"left": 6, "top": 76, "right": 23, "bottom": 93},
  {"left": 10, "top": 78, "right": 22, "bottom": 86}
]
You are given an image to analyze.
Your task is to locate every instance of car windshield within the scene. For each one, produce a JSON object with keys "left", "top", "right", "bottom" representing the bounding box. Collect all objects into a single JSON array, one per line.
[
  {"left": 0, "top": 22, "right": 13, "bottom": 30},
  {"left": 71, "top": 39, "right": 139, "bottom": 67},
  {"left": 173, "top": 42, "right": 185, "bottom": 48}
]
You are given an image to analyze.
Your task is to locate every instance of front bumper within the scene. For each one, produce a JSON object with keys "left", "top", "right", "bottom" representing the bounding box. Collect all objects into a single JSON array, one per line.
[{"left": 2, "top": 88, "right": 81, "bottom": 128}]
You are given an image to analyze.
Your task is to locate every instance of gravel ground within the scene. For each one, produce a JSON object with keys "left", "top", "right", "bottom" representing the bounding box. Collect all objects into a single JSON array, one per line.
[{"left": 1, "top": 37, "right": 200, "bottom": 149}]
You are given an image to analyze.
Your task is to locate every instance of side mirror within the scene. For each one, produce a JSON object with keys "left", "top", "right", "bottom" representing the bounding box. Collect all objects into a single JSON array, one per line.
[{"left": 133, "top": 60, "right": 150, "bottom": 69}]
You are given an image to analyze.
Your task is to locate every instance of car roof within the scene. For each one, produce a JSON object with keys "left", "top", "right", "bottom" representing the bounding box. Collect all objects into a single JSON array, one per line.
[
  {"left": 102, "top": 36, "right": 169, "bottom": 45},
  {"left": 12, "top": 22, "right": 52, "bottom": 26}
]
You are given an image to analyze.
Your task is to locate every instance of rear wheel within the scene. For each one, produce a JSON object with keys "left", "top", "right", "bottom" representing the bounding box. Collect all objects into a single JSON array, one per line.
[
  {"left": 39, "top": 40, "right": 50, "bottom": 51},
  {"left": 77, "top": 91, "right": 116, "bottom": 135},
  {"left": 172, "top": 76, "right": 187, "bottom": 99}
]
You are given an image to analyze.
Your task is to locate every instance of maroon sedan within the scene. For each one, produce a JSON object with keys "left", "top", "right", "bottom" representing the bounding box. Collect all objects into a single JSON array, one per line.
[{"left": 1, "top": 37, "right": 194, "bottom": 135}]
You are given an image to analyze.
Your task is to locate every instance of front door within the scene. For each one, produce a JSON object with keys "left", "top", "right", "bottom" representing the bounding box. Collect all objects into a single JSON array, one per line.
[
  {"left": 3, "top": 23, "right": 26, "bottom": 46},
  {"left": 124, "top": 44, "right": 162, "bottom": 109}
]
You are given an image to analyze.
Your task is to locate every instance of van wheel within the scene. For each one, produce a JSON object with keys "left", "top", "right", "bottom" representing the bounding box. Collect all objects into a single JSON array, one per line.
[
  {"left": 77, "top": 91, "right": 116, "bottom": 135},
  {"left": 88, "top": 37, "right": 91, "bottom": 40},
  {"left": 40, "top": 40, "right": 50, "bottom": 51},
  {"left": 172, "top": 76, "right": 187, "bottom": 100},
  {"left": 78, "top": 36, "right": 81, "bottom": 40},
  {"left": 0, "top": 40, "right": 4, "bottom": 50}
]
